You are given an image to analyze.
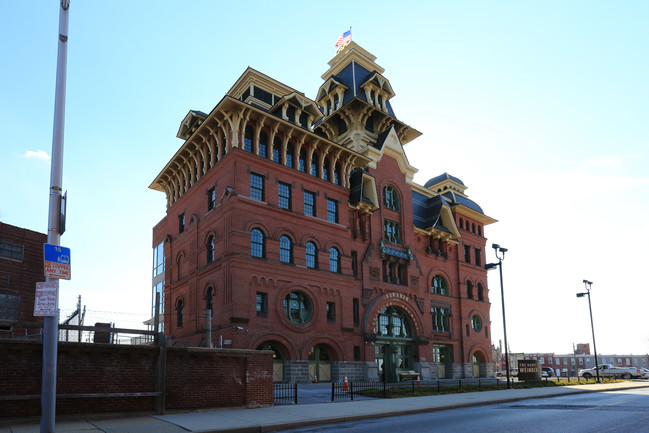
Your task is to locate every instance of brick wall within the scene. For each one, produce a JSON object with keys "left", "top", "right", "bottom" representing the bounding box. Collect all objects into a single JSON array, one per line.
[{"left": 0, "top": 340, "right": 272, "bottom": 418}]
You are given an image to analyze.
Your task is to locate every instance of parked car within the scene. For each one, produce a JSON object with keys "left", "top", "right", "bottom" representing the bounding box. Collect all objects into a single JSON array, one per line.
[
  {"left": 541, "top": 367, "right": 553, "bottom": 377},
  {"left": 578, "top": 364, "right": 643, "bottom": 379},
  {"left": 496, "top": 368, "right": 518, "bottom": 377}
]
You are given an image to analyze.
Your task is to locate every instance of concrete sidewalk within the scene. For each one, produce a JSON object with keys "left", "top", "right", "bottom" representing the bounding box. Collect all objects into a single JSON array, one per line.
[{"left": 3, "top": 381, "right": 649, "bottom": 433}]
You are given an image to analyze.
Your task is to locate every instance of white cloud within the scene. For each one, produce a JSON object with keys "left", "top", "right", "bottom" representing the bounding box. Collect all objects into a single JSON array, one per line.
[{"left": 23, "top": 150, "right": 50, "bottom": 161}]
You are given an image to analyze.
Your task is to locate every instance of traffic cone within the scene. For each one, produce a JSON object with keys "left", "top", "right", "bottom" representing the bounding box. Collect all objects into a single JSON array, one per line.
[
  {"left": 313, "top": 375, "right": 318, "bottom": 383},
  {"left": 343, "top": 375, "right": 349, "bottom": 391},
  {"left": 416, "top": 373, "right": 421, "bottom": 387}
]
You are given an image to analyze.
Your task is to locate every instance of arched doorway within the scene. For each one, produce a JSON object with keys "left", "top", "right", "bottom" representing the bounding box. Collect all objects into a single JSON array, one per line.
[
  {"left": 374, "top": 307, "right": 415, "bottom": 382},
  {"left": 308, "top": 344, "right": 332, "bottom": 382},
  {"left": 257, "top": 342, "right": 285, "bottom": 382},
  {"left": 472, "top": 353, "right": 480, "bottom": 377}
]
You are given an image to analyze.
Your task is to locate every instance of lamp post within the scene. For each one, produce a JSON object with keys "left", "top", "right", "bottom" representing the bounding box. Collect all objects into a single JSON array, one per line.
[
  {"left": 577, "top": 280, "right": 600, "bottom": 383},
  {"left": 486, "top": 243, "right": 510, "bottom": 389}
]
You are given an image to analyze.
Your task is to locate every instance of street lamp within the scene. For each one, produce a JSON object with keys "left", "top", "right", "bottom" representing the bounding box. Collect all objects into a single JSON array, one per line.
[
  {"left": 577, "top": 280, "right": 600, "bottom": 383},
  {"left": 486, "top": 243, "right": 511, "bottom": 389}
]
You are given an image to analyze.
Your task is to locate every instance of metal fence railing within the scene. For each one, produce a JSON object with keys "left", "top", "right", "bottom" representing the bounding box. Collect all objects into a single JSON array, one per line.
[{"left": 273, "top": 383, "right": 298, "bottom": 405}]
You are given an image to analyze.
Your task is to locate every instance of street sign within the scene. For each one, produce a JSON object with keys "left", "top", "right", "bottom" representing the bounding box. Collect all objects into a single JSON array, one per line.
[
  {"left": 34, "top": 281, "right": 59, "bottom": 317},
  {"left": 44, "top": 243, "right": 71, "bottom": 280}
]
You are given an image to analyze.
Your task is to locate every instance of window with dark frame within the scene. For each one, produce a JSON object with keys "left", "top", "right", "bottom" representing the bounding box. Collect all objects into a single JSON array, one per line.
[
  {"left": 280, "top": 235, "right": 292, "bottom": 264},
  {"left": 251, "top": 228, "right": 264, "bottom": 258},
  {"left": 250, "top": 172, "right": 264, "bottom": 201},
  {"left": 207, "top": 187, "right": 216, "bottom": 211},
  {"left": 431, "top": 274, "right": 449, "bottom": 296},
  {"left": 207, "top": 235, "right": 215, "bottom": 263},
  {"left": 178, "top": 213, "right": 185, "bottom": 234},
  {"left": 464, "top": 245, "right": 471, "bottom": 263},
  {"left": 327, "top": 198, "right": 338, "bottom": 223},
  {"left": 259, "top": 131, "right": 268, "bottom": 158},
  {"left": 383, "top": 185, "right": 400, "bottom": 211},
  {"left": 432, "top": 306, "right": 450, "bottom": 332},
  {"left": 383, "top": 219, "right": 401, "bottom": 244},
  {"left": 326, "top": 302, "right": 335, "bottom": 323},
  {"left": 278, "top": 182, "right": 291, "bottom": 210},
  {"left": 474, "top": 248, "right": 481, "bottom": 267},
  {"left": 353, "top": 298, "right": 360, "bottom": 327},
  {"left": 329, "top": 247, "right": 340, "bottom": 273},
  {"left": 256, "top": 292, "right": 268, "bottom": 316},
  {"left": 306, "top": 241, "right": 317, "bottom": 269},
  {"left": 304, "top": 190, "right": 316, "bottom": 216}
]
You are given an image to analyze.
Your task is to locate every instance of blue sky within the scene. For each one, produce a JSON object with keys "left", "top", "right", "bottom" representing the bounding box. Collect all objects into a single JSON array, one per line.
[{"left": 2, "top": 1, "right": 648, "bottom": 355}]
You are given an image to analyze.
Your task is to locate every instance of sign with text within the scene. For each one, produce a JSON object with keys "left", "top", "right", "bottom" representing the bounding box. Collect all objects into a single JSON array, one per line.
[
  {"left": 44, "top": 243, "right": 71, "bottom": 280},
  {"left": 34, "top": 281, "right": 59, "bottom": 317}
]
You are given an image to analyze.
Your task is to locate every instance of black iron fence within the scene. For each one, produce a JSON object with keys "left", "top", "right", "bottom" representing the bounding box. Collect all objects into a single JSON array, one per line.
[
  {"left": 273, "top": 383, "right": 298, "bottom": 405},
  {"left": 331, "top": 378, "right": 501, "bottom": 401}
]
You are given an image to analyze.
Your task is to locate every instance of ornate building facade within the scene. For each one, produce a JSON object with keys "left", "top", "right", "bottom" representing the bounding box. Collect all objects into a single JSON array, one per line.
[{"left": 150, "top": 42, "right": 496, "bottom": 383}]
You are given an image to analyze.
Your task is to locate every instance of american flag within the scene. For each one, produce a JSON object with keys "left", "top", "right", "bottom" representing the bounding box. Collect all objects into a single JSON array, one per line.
[{"left": 335, "top": 30, "right": 352, "bottom": 50}]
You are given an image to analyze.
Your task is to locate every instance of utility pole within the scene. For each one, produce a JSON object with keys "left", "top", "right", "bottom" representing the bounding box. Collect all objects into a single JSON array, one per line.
[{"left": 41, "top": 1, "right": 70, "bottom": 432}]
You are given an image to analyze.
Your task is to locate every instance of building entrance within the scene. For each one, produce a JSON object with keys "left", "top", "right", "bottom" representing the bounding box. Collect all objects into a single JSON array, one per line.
[
  {"left": 308, "top": 344, "right": 331, "bottom": 382},
  {"left": 257, "top": 341, "right": 285, "bottom": 382},
  {"left": 374, "top": 307, "right": 414, "bottom": 382}
]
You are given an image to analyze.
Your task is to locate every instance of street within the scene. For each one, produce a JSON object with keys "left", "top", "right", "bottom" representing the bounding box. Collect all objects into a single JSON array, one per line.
[{"left": 276, "top": 387, "right": 649, "bottom": 433}]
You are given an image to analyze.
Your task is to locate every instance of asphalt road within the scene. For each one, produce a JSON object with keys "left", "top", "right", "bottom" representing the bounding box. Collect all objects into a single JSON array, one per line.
[{"left": 276, "top": 387, "right": 649, "bottom": 433}]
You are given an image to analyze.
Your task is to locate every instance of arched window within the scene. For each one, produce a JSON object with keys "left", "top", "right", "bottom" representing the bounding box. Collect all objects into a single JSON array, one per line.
[
  {"left": 244, "top": 126, "right": 254, "bottom": 153},
  {"left": 333, "top": 163, "right": 341, "bottom": 185},
  {"left": 467, "top": 280, "right": 474, "bottom": 299},
  {"left": 478, "top": 226, "right": 482, "bottom": 236},
  {"left": 383, "top": 185, "right": 400, "bottom": 211},
  {"left": 259, "top": 131, "right": 268, "bottom": 158},
  {"left": 472, "top": 223, "right": 476, "bottom": 234},
  {"left": 472, "top": 315, "right": 483, "bottom": 332},
  {"left": 251, "top": 228, "right": 265, "bottom": 258},
  {"left": 477, "top": 283, "right": 484, "bottom": 301},
  {"left": 286, "top": 142, "right": 294, "bottom": 168},
  {"left": 176, "top": 298, "right": 184, "bottom": 328},
  {"left": 280, "top": 235, "right": 292, "bottom": 264},
  {"left": 431, "top": 274, "right": 449, "bottom": 296},
  {"left": 205, "top": 287, "right": 213, "bottom": 313},
  {"left": 322, "top": 158, "right": 330, "bottom": 182},
  {"left": 272, "top": 137, "right": 281, "bottom": 163},
  {"left": 311, "top": 153, "right": 319, "bottom": 177},
  {"left": 377, "top": 307, "right": 412, "bottom": 338},
  {"left": 298, "top": 149, "right": 306, "bottom": 172},
  {"left": 207, "top": 235, "right": 215, "bottom": 263},
  {"left": 306, "top": 241, "right": 317, "bottom": 269},
  {"left": 329, "top": 247, "right": 340, "bottom": 273}
]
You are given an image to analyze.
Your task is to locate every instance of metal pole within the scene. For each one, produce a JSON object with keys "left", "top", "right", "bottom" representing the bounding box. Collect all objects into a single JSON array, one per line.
[
  {"left": 498, "top": 260, "right": 511, "bottom": 389},
  {"left": 586, "top": 289, "right": 600, "bottom": 383},
  {"left": 41, "top": 2, "right": 70, "bottom": 432}
]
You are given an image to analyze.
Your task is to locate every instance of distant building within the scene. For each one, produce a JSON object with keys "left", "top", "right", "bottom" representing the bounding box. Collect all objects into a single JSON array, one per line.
[
  {"left": 524, "top": 349, "right": 649, "bottom": 376},
  {"left": 0, "top": 222, "right": 46, "bottom": 339},
  {"left": 150, "top": 42, "right": 497, "bottom": 383}
]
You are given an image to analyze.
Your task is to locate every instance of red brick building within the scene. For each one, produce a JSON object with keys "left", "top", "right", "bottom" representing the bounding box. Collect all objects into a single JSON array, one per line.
[
  {"left": 0, "top": 222, "right": 47, "bottom": 338},
  {"left": 150, "top": 42, "right": 496, "bottom": 382}
]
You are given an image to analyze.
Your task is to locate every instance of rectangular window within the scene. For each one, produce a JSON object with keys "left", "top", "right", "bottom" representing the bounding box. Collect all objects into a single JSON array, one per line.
[
  {"left": 0, "top": 241, "right": 24, "bottom": 262},
  {"left": 354, "top": 346, "right": 361, "bottom": 362},
  {"left": 153, "top": 242, "right": 165, "bottom": 277},
  {"left": 383, "top": 220, "right": 402, "bottom": 244},
  {"left": 207, "top": 187, "right": 216, "bottom": 211},
  {"left": 474, "top": 248, "right": 481, "bottom": 267},
  {"left": 304, "top": 190, "right": 315, "bottom": 216},
  {"left": 432, "top": 306, "right": 450, "bottom": 332},
  {"left": 327, "top": 198, "right": 338, "bottom": 223},
  {"left": 353, "top": 298, "right": 360, "bottom": 327},
  {"left": 250, "top": 172, "right": 264, "bottom": 201},
  {"left": 351, "top": 251, "right": 358, "bottom": 278},
  {"left": 278, "top": 182, "right": 291, "bottom": 210},
  {"left": 178, "top": 213, "right": 185, "bottom": 234},
  {"left": 256, "top": 292, "right": 268, "bottom": 317},
  {"left": 464, "top": 245, "right": 471, "bottom": 263},
  {"left": 326, "top": 302, "right": 335, "bottom": 323}
]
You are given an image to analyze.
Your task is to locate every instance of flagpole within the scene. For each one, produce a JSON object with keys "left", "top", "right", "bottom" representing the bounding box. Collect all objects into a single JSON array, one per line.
[{"left": 41, "top": 1, "right": 70, "bottom": 432}]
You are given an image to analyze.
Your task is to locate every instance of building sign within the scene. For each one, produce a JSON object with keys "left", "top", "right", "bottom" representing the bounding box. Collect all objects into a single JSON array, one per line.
[
  {"left": 518, "top": 359, "right": 541, "bottom": 381},
  {"left": 34, "top": 281, "right": 59, "bottom": 317},
  {"left": 44, "top": 243, "right": 71, "bottom": 280}
]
